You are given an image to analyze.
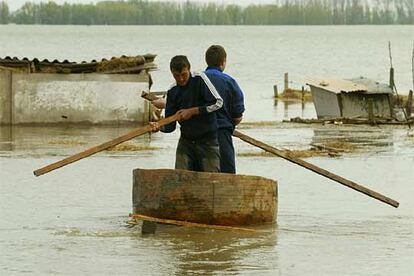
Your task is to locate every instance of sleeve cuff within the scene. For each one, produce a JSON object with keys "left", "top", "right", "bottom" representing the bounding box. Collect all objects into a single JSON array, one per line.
[
  {"left": 198, "top": 106, "right": 207, "bottom": 114},
  {"left": 231, "top": 113, "right": 243, "bottom": 119}
]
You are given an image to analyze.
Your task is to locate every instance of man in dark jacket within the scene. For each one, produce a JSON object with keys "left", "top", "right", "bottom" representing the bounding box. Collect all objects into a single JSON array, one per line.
[
  {"left": 151, "top": 55, "right": 223, "bottom": 172},
  {"left": 204, "top": 45, "right": 245, "bottom": 174}
]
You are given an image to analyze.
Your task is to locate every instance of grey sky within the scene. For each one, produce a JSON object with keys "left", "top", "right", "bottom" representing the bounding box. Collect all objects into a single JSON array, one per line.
[{"left": 5, "top": 0, "right": 277, "bottom": 12}]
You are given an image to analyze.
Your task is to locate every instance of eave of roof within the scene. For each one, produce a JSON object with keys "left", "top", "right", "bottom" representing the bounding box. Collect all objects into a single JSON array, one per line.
[
  {"left": 0, "top": 54, "right": 157, "bottom": 74},
  {"left": 305, "top": 76, "right": 393, "bottom": 94}
]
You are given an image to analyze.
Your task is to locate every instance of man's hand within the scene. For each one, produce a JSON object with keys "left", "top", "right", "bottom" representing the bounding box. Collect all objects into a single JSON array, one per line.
[
  {"left": 176, "top": 107, "right": 199, "bottom": 121},
  {"left": 152, "top": 98, "right": 166, "bottom": 109},
  {"left": 233, "top": 116, "right": 243, "bottom": 126},
  {"left": 149, "top": 122, "right": 161, "bottom": 132}
]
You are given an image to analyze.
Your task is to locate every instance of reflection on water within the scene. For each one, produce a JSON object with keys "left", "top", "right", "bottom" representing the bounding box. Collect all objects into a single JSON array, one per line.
[
  {"left": 0, "top": 126, "right": 12, "bottom": 151},
  {"left": 151, "top": 225, "right": 278, "bottom": 275},
  {"left": 0, "top": 124, "right": 152, "bottom": 156},
  {"left": 273, "top": 99, "right": 316, "bottom": 121},
  {"left": 312, "top": 127, "right": 395, "bottom": 154}
]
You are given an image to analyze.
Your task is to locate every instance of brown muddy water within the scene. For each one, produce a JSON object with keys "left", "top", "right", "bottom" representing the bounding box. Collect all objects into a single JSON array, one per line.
[
  {"left": 1, "top": 25, "right": 414, "bottom": 275},
  {"left": 1, "top": 106, "right": 413, "bottom": 275}
]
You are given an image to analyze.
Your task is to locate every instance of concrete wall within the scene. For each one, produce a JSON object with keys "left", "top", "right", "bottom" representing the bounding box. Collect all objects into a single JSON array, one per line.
[
  {"left": 310, "top": 85, "right": 392, "bottom": 119},
  {"left": 0, "top": 71, "right": 12, "bottom": 124},
  {"left": 0, "top": 71, "right": 151, "bottom": 125},
  {"left": 341, "top": 93, "right": 392, "bottom": 118}
]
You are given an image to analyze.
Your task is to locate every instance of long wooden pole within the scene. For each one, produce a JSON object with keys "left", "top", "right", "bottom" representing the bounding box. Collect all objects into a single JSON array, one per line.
[
  {"left": 233, "top": 130, "right": 399, "bottom": 208},
  {"left": 130, "top": 214, "right": 257, "bottom": 233},
  {"left": 33, "top": 114, "right": 180, "bottom": 177}
]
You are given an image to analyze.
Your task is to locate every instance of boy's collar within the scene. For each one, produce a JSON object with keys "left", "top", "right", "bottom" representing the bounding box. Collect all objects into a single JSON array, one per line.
[{"left": 206, "top": 66, "right": 223, "bottom": 72}]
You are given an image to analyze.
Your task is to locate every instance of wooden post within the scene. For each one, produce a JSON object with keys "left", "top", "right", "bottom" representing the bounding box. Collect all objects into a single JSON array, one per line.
[
  {"left": 301, "top": 86, "right": 305, "bottom": 102},
  {"left": 273, "top": 85, "right": 278, "bottom": 98},
  {"left": 389, "top": 67, "right": 395, "bottom": 88},
  {"left": 368, "top": 98, "right": 374, "bottom": 123},
  {"left": 406, "top": 90, "right": 413, "bottom": 117},
  {"left": 284, "top": 73, "right": 289, "bottom": 93},
  {"left": 141, "top": 221, "right": 157, "bottom": 234}
]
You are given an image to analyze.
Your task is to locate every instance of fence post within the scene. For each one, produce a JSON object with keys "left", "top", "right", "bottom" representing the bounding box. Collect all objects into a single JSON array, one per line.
[
  {"left": 284, "top": 73, "right": 289, "bottom": 93},
  {"left": 407, "top": 90, "right": 413, "bottom": 117},
  {"left": 301, "top": 86, "right": 305, "bottom": 102},
  {"left": 273, "top": 85, "right": 278, "bottom": 98}
]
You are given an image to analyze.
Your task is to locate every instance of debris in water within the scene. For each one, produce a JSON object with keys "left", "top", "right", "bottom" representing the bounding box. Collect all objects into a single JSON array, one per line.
[
  {"left": 238, "top": 121, "right": 278, "bottom": 129},
  {"left": 277, "top": 88, "right": 313, "bottom": 101},
  {"left": 322, "top": 141, "right": 358, "bottom": 152},
  {"left": 238, "top": 148, "right": 341, "bottom": 158},
  {"left": 107, "top": 143, "right": 161, "bottom": 152},
  {"left": 48, "top": 140, "right": 86, "bottom": 145}
]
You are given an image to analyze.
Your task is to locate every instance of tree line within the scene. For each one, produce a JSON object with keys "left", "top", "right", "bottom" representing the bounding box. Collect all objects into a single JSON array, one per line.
[{"left": 0, "top": 0, "right": 412, "bottom": 25}]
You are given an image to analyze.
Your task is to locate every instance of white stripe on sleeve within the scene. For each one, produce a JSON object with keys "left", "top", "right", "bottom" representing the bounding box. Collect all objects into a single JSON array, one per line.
[{"left": 194, "top": 71, "right": 223, "bottom": 113}]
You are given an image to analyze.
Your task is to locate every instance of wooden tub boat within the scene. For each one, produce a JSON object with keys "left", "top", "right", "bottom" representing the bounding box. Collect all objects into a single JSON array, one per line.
[{"left": 132, "top": 169, "right": 277, "bottom": 226}]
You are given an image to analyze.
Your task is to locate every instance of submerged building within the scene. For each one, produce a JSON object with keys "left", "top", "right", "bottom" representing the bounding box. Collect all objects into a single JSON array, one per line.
[
  {"left": 0, "top": 55, "right": 157, "bottom": 125},
  {"left": 306, "top": 77, "right": 394, "bottom": 119}
]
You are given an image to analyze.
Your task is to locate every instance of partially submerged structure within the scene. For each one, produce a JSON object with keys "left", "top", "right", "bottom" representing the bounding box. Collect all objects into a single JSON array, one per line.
[
  {"left": 0, "top": 55, "right": 157, "bottom": 125},
  {"left": 133, "top": 168, "right": 278, "bottom": 226},
  {"left": 306, "top": 77, "right": 394, "bottom": 119}
]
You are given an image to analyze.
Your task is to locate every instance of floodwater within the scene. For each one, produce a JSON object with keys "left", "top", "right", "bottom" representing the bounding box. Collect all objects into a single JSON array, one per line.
[{"left": 1, "top": 25, "right": 414, "bottom": 275}]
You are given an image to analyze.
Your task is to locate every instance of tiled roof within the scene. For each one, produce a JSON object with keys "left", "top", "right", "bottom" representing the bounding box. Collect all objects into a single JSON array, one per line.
[{"left": 0, "top": 54, "right": 157, "bottom": 74}]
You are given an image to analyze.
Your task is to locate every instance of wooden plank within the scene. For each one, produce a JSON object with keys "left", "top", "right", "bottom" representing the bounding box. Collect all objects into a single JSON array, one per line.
[
  {"left": 131, "top": 214, "right": 257, "bottom": 233},
  {"left": 233, "top": 130, "right": 399, "bottom": 208},
  {"left": 141, "top": 91, "right": 160, "bottom": 102},
  {"left": 33, "top": 114, "right": 179, "bottom": 176}
]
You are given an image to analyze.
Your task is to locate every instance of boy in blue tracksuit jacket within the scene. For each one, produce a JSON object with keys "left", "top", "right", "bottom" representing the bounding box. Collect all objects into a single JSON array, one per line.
[
  {"left": 151, "top": 55, "right": 223, "bottom": 172},
  {"left": 204, "top": 45, "right": 245, "bottom": 174}
]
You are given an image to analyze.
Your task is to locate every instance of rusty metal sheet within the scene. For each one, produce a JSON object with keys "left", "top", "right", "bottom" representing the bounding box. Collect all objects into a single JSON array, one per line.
[
  {"left": 305, "top": 77, "right": 368, "bottom": 94},
  {"left": 305, "top": 76, "right": 393, "bottom": 95}
]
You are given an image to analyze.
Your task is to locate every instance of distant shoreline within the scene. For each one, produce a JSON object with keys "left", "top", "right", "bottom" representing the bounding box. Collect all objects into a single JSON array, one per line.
[{"left": 0, "top": 0, "right": 412, "bottom": 26}]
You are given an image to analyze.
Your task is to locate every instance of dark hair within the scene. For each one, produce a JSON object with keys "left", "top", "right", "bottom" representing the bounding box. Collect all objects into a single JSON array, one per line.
[
  {"left": 205, "top": 45, "right": 227, "bottom": 67},
  {"left": 170, "top": 55, "right": 191, "bottom": 72}
]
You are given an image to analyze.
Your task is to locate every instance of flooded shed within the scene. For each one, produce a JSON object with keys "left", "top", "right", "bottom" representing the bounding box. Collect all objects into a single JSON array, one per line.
[
  {"left": 0, "top": 55, "right": 157, "bottom": 125},
  {"left": 306, "top": 77, "right": 393, "bottom": 119}
]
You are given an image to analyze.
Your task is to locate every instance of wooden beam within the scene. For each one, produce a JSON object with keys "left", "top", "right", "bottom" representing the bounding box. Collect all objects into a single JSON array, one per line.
[
  {"left": 233, "top": 130, "right": 399, "bottom": 208},
  {"left": 131, "top": 214, "right": 257, "bottom": 233},
  {"left": 33, "top": 114, "right": 179, "bottom": 176}
]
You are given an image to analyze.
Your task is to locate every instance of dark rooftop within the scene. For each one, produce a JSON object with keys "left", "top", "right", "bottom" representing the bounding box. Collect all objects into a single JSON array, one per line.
[{"left": 0, "top": 54, "right": 157, "bottom": 74}]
